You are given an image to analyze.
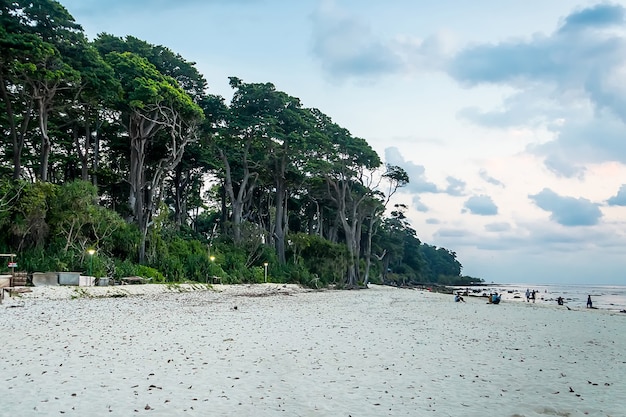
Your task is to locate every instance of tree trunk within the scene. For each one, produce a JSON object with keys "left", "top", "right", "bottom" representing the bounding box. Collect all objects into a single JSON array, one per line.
[
  {"left": 129, "top": 108, "right": 193, "bottom": 263},
  {"left": 382, "top": 255, "right": 391, "bottom": 283},
  {"left": 274, "top": 180, "right": 287, "bottom": 265},
  {"left": 172, "top": 165, "right": 185, "bottom": 228},
  {"left": 93, "top": 116, "right": 102, "bottom": 188},
  {"left": 0, "top": 75, "right": 32, "bottom": 180},
  {"left": 338, "top": 208, "right": 359, "bottom": 286},
  {"left": 82, "top": 121, "right": 91, "bottom": 181},
  {"left": 35, "top": 82, "right": 58, "bottom": 182},
  {"left": 220, "top": 151, "right": 241, "bottom": 242},
  {"left": 328, "top": 178, "right": 370, "bottom": 287},
  {"left": 72, "top": 124, "right": 89, "bottom": 182},
  {"left": 38, "top": 101, "right": 51, "bottom": 182},
  {"left": 218, "top": 144, "right": 257, "bottom": 244},
  {"left": 129, "top": 118, "right": 148, "bottom": 262},
  {"left": 220, "top": 184, "right": 228, "bottom": 234},
  {"left": 363, "top": 216, "right": 374, "bottom": 286}
]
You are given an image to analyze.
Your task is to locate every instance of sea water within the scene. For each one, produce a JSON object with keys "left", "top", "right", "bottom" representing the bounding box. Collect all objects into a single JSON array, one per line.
[{"left": 454, "top": 283, "right": 626, "bottom": 311}]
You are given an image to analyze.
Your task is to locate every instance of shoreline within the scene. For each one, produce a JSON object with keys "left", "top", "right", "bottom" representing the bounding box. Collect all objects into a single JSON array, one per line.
[
  {"left": 381, "top": 283, "right": 626, "bottom": 313},
  {"left": 448, "top": 282, "right": 626, "bottom": 312},
  {"left": 5, "top": 282, "right": 625, "bottom": 313}
]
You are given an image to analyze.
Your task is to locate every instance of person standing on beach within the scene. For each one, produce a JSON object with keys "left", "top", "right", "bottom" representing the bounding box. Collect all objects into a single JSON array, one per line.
[
  {"left": 587, "top": 295, "right": 593, "bottom": 308},
  {"left": 525, "top": 288, "right": 530, "bottom": 302},
  {"left": 531, "top": 290, "right": 536, "bottom": 303}
]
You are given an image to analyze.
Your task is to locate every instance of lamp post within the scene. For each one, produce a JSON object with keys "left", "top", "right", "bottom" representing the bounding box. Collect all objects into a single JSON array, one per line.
[
  {"left": 263, "top": 262, "right": 268, "bottom": 283},
  {"left": 87, "top": 248, "right": 95, "bottom": 277},
  {"left": 208, "top": 256, "right": 216, "bottom": 284}
]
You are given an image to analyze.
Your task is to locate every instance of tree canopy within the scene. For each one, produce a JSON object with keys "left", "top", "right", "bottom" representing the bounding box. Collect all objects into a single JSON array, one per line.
[{"left": 0, "top": 0, "right": 481, "bottom": 288}]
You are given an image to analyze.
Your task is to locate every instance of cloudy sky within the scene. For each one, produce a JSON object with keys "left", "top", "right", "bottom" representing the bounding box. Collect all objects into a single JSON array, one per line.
[{"left": 60, "top": 0, "right": 626, "bottom": 285}]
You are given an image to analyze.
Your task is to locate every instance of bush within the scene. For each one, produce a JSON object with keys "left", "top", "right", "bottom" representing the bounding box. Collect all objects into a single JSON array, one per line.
[
  {"left": 112, "top": 259, "right": 165, "bottom": 282},
  {"left": 17, "top": 247, "right": 68, "bottom": 273},
  {"left": 288, "top": 233, "right": 348, "bottom": 285}
]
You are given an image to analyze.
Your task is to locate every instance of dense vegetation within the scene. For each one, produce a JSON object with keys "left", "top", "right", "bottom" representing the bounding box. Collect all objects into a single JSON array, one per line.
[{"left": 0, "top": 0, "right": 482, "bottom": 288}]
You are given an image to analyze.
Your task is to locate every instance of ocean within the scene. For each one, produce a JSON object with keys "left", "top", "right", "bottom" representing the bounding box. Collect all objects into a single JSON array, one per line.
[{"left": 454, "top": 283, "right": 626, "bottom": 312}]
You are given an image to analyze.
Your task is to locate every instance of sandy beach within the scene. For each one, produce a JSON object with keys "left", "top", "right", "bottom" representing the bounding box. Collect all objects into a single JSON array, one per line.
[{"left": 1, "top": 284, "right": 624, "bottom": 417}]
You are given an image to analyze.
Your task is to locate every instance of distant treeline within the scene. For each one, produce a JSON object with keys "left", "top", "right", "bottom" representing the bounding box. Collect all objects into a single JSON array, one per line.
[{"left": 0, "top": 0, "right": 482, "bottom": 287}]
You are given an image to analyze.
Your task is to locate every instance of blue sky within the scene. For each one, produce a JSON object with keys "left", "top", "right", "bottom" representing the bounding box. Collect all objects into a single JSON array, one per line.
[{"left": 60, "top": 0, "right": 626, "bottom": 285}]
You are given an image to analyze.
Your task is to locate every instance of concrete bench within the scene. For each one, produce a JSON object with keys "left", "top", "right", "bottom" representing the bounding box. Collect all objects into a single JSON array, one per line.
[{"left": 32, "top": 272, "right": 59, "bottom": 286}]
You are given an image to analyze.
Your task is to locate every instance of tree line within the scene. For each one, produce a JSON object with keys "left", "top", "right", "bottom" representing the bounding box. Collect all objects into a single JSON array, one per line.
[{"left": 0, "top": 0, "right": 481, "bottom": 287}]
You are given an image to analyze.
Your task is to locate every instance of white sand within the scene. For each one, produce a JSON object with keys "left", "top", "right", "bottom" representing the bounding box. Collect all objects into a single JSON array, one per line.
[{"left": 1, "top": 284, "right": 624, "bottom": 417}]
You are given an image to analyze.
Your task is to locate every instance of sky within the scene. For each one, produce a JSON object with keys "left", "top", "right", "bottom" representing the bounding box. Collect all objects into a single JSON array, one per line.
[{"left": 59, "top": 0, "right": 626, "bottom": 285}]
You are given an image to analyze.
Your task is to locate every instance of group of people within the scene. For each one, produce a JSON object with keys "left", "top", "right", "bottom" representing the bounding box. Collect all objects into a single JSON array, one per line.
[
  {"left": 453, "top": 292, "right": 501, "bottom": 304},
  {"left": 453, "top": 290, "right": 596, "bottom": 309},
  {"left": 488, "top": 292, "right": 501, "bottom": 304},
  {"left": 525, "top": 288, "right": 538, "bottom": 302}
]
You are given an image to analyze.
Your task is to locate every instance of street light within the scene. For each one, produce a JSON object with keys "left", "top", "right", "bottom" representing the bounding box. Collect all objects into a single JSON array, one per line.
[
  {"left": 263, "top": 262, "right": 268, "bottom": 283},
  {"left": 87, "top": 248, "right": 96, "bottom": 277},
  {"left": 208, "top": 256, "right": 216, "bottom": 284}
]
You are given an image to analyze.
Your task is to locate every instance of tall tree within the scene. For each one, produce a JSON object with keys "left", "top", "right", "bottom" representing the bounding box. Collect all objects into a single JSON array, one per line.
[
  {"left": 61, "top": 41, "right": 121, "bottom": 184},
  {"left": 375, "top": 204, "right": 422, "bottom": 284},
  {"left": 95, "top": 34, "right": 213, "bottom": 231},
  {"left": 323, "top": 127, "right": 382, "bottom": 287},
  {"left": 0, "top": 24, "right": 37, "bottom": 179},
  {"left": 2, "top": 0, "right": 84, "bottom": 181},
  {"left": 104, "top": 51, "right": 203, "bottom": 262},
  {"left": 218, "top": 78, "right": 271, "bottom": 243},
  {"left": 362, "top": 164, "right": 409, "bottom": 285},
  {"left": 168, "top": 93, "right": 225, "bottom": 229}
]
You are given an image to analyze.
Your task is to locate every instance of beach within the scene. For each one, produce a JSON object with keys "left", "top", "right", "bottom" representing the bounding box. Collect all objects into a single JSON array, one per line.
[{"left": 1, "top": 284, "right": 624, "bottom": 417}]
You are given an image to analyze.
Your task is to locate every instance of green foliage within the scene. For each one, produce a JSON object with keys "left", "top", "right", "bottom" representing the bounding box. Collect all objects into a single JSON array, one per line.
[
  {"left": 276, "top": 263, "right": 315, "bottom": 287},
  {"left": 213, "top": 242, "right": 252, "bottom": 284},
  {"left": 288, "top": 233, "right": 348, "bottom": 285},
  {"left": 108, "top": 222, "right": 140, "bottom": 261},
  {"left": 112, "top": 259, "right": 166, "bottom": 282},
  {"left": 18, "top": 247, "right": 69, "bottom": 273},
  {"left": 15, "top": 244, "right": 103, "bottom": 276},
  {"left": 104, "top": 51, "right": 203, "bottom": 120},
  {"left": 0, "top": 180, "right": 23, "bottom": 230},
  {"left": 143, "top": 233, "right": 226, "bottom": 283},
  {"left": 49, "top": 180, "right": 97, "bottom": 251},
  {"left": 111, "top": 259, "right": 138, "bottom": 280},
  {"left": 418, "top": 244, "right": 462, "bottom": 283},
  {"left": 437, "top": 274, "right": 484, "bottom": 286},
  {"left": 9, "top": 181, "right": 57, "bottom": 250}
]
